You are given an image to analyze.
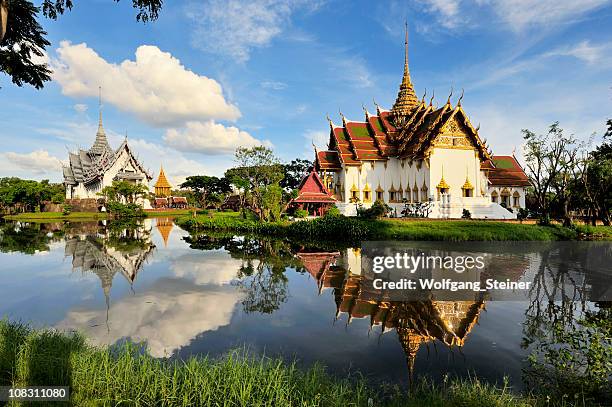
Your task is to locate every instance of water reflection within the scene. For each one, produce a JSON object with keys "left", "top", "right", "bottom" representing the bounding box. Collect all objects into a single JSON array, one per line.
[{"left": 0, "top": 219, "right": 609, "bottom": 392}]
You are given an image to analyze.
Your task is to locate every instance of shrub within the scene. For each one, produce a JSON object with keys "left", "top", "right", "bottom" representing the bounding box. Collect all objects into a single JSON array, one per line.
[
  {"left": 357, "top": 200, "right": 390, "bottom": 219},
  {"left": 517, "top": 208, "right": 529, "bottom": 222},
  {"left": 62, "top": 204, "right": 72, "bottom": 216},
  {"left": 324, "top": 205, "right": 341, "bottom": 217},
  {"left": 461, "top": 209, "right": 471, "bottom": 219},
  {"left": 295, "top": 209, "right": 308, "bottom": 218},
  {"left": 106, "top": 202, "right": 144, "bottom": 218},
  {"left": 196, "top": 209, "right": 210, "bottom": 216}
]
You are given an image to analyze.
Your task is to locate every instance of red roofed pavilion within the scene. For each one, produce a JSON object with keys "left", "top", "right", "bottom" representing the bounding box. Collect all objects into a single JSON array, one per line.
[{"left": 291, "top": 169, "right": 336, "bottom": 216}]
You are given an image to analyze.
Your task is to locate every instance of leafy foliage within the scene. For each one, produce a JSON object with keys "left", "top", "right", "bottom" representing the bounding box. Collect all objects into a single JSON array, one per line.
[
  {"left": 180, "top": 175, "right": 231, "bottom": 208},
  {"left": 0, "top": 177, "right": 64, "bottom": 213},
  {"left": 1, "top": 0, "right": 163, "bottom": 89}
]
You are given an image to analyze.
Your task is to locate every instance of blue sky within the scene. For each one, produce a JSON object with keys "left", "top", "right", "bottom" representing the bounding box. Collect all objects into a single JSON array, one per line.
[{"left": 1, "top": 0, "right": 611, "bottom": 185}]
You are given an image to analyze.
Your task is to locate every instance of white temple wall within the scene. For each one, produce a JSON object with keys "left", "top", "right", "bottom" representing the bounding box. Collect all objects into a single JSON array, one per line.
[{"left": 428, "top": 148, "right": 481, "bottom": 200}]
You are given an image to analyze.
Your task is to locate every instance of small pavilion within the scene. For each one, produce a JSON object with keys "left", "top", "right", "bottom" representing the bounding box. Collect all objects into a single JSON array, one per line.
[{"left": 291, "top": 169, "right": 336, "bottom": 216}]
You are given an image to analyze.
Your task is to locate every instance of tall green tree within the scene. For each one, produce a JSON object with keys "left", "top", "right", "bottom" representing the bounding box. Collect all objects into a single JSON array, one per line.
[
  {"left": 280, "top": 158, "right": 312, "bottom": 191},
  {"left": 581, "top": 119, "right": 612, "bottom": 225},
  {"left": 233, "top": 146, "right": 284, "bottom": 222},
  {"left": 523, "top": 122, "right": 582, "bottom": 226},
  {"left": 1, "top": 0, "right": 163, "bottom": 89},
  {"left": 180, "top": 175, "right": 231, "bottom": 208}
]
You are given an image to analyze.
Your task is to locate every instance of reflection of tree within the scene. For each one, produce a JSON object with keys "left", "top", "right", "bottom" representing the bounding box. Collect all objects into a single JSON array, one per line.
[
  {"left": 522, "top": 246, "right": 612, "bottom": 404},
  {"left": 0, "top": 221, "right": 64, "bottom": 254},
  {"left": 185, "top": 234, "right": 301, "bottom": 314}
]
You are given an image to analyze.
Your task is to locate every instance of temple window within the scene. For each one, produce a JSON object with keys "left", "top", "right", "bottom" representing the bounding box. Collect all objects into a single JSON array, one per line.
[
  {"left": 491, "top": 191, "right": 498, "bottom": 203},
  {"left": 462, "top": 175, "right": 474, "bottom": 197},
  {"left": 363, "top": 183, "right": 372, "bottom": 203},
  {"left": 350, "top": 184, "right": 359, "bottom": 201},
  {"left": 413, "top": 188, "right": 419, "bottom": 202},
  {"left": 421, "top": 186, "right": 428, "bottom": 202},
  {"left": 501, "top": 188, "right": 510, "bottom": 207},
  {"left": 513, "top": 191, "right": 520, "bottom": 207},
  {"left": 436, "top": 176, "right": 450, "bottom": 200}
]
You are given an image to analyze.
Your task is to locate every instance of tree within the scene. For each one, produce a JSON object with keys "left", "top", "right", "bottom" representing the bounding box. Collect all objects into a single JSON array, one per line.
[
  {"left": 522, "top": 122, "right": 582, "bottom": 226},
  {"left": 280, "top": 158, "right": 312, "bottom": 191},
  {"left": 180, "top": 175, "right": 231, "bottom": 208},
  {"left": 232, "top": 146, "right": 284, "bottom": 221},
  {"left": 99, "top": 180, "right": 148, "bottom": 204},
  {"left": 0, "top": 177, "right": 64, "bottom": 213},
  {"left": 581, "top": 119, "right": 612, "bottom": 225},
  {"left": 1, "top": 0, "right": 163, "bottom": 89}
]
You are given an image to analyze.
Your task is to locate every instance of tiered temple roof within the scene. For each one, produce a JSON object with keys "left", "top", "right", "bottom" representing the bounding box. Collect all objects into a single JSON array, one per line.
[
  {"left": 315, "top": 26, "right": 504, "bottom": 173},
  {"left": 63, "top": 110, "right": 151, "bottom": 186},
  {"left": 154, "top": 165, "right": 172, "bottom": 189},
  {"left": 293, "top": 169, "right": 336, "bottom": 203}
]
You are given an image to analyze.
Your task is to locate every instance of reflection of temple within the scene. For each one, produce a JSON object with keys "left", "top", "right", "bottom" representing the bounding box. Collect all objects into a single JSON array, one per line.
[
  {"left": 297, "top": 250, "right": 488, "bottom": 381},
  {"left": 156, "top": 217, "right": 174, "bottom": 247},
  {"left": 64, "top": 226, "right": 155, "bottom": 322}
]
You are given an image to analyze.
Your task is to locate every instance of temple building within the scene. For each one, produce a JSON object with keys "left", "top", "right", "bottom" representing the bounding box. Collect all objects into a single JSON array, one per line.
[
  {"left": 63, "top": 103, "right": 152, "bottom": 202},
  {"left": 311, "top": 28, "right": 529, "bottom": 219},
  {"left": 154, "top": 165, "right": 172, "bottom": 197}
]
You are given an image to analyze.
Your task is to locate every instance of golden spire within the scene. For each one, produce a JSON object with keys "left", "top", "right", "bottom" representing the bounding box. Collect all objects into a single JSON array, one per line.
[
  {"left": 391, "top": 21, "right": 419, "bottom": 118},
  {"left": 154, "top": 164, "right": 172, "bottom": 197}
]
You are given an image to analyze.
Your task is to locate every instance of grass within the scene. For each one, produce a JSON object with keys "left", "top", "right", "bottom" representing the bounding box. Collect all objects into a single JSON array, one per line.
[
  {"left": 2, "top": 209, "right": 191, "bottom": 222},
  {"left": 3, "top": 212, "right": 109, "bottom": 221},
  {"left": 143, "top": 209, "right": 192, "bottom": 217},
  {"left": 0, "top": 320, "right": 568, "bottom": 407},
  {"left": 176, "top": 212, "right": 612, "bottom": 242}
]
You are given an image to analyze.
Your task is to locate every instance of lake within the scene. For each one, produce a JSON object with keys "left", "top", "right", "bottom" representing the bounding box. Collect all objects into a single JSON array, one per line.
[{"left": 0, "top": 218, "right": 610, "bottom": 391}]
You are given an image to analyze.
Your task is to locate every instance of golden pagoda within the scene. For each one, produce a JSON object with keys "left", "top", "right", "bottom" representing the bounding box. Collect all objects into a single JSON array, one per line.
[{"left": 154, "top": 165, "right": 172, "bottom": 197}]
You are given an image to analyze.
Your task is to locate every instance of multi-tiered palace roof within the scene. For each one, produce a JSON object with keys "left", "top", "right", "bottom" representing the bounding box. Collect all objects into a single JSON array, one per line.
[
  {"left": 63, "top": 111, "right": 151, "bottom": 187},
  {"left": 315, "top": 29, "right": 526, "bottom": 184}
]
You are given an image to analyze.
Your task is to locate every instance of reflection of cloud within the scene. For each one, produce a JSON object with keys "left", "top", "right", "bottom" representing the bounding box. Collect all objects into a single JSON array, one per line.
[
  {"left": 57, "top": 278, "right": 243, "bottom": 357},
  {"left": 170, "top": 252, "right": 242, "bottom": 285}
]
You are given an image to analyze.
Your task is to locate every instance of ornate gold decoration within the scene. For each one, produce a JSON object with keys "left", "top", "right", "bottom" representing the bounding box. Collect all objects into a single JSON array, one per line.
[{"left": 391, "top": 22, "right": 419, "bottom": 121}]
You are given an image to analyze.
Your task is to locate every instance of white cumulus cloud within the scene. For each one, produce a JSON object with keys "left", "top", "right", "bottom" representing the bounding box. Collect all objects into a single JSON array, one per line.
[
  {"left": 163, "top": 121, "right": 270, "bottom": 155},
  {"left": 4, "top": 150, "right": 63, "bottom": 174},
  {"left": 51, "top": 41, "right": 241, "bottom": 127}
]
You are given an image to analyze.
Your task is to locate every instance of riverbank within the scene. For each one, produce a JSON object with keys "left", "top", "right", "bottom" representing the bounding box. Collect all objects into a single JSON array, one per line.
[
  {"left": 176, "top": 212, "right": 612, "bottom": 241},
  {"left": 0, "top": 320, "right": 542, "bottom": 406},
  {"left": 2, "top": 209, "right": 191, "bottom": 222}
]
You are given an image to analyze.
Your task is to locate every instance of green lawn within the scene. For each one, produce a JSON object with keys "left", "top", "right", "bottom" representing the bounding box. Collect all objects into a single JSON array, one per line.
[
  {"left": 176, "top": 212, "right": 612, "bottom": 241},
  {"left": 0, "top": 320, "right": 548, "bottom": 407},
  {"left": 3, "top": 212, "right": 109, "bottom": 222}
]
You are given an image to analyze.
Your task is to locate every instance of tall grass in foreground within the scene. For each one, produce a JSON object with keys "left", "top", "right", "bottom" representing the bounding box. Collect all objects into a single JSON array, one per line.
[{"left": 1, "top": 320, "right": 601, "bottom": 406}]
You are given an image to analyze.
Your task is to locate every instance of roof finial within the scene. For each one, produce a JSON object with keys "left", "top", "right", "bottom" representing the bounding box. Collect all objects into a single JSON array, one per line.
[
  {"left": 421, "top": 88, "right": 427, "bottom": 103},
  {"left": 457, "top": 88, "right": 464, "bottom": 107},
  {"left": 98, "top": 86, "right": 103, "bottom": 125},
  {"left": 429, "top": 89, "right": 435, "bottom": 106},
  {"left": 446, "top": 87, "right": 454, "bottom": 106},
  {"left": 339, "top": 109, "right": 347, "bottom": 124},
  {"left": 404, "top": 19, "right": 409, "bottom": 68},
  {"left": 326, "top": 114, "right": 334, "bottom": 129}
]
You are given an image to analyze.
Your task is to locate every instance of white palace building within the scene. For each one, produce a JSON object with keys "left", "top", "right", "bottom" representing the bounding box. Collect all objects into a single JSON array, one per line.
[
  {"left": 310, "top": 34, "right": 530, "bottom": 219},
  {"left": 63, "top": 107, "right": 152, "bottom": 203}
]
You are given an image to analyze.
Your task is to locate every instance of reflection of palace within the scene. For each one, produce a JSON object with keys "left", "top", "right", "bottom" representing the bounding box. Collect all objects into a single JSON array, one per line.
[
  {"left": 297, "top": 249, "right": 529, "bottom": 381},
  {"left": 64, "top": 224, "right": 155, "bottom": 311}
]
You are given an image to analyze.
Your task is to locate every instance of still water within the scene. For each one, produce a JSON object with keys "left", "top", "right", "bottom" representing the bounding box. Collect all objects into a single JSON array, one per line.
[{"left": 0, "top": 219, "right": 609, "bottom": 390}]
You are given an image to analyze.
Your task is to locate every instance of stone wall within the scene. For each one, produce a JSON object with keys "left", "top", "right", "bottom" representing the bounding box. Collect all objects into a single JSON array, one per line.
[{"left": 64, "top": 198, "right": 103, "bottom": 212}]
